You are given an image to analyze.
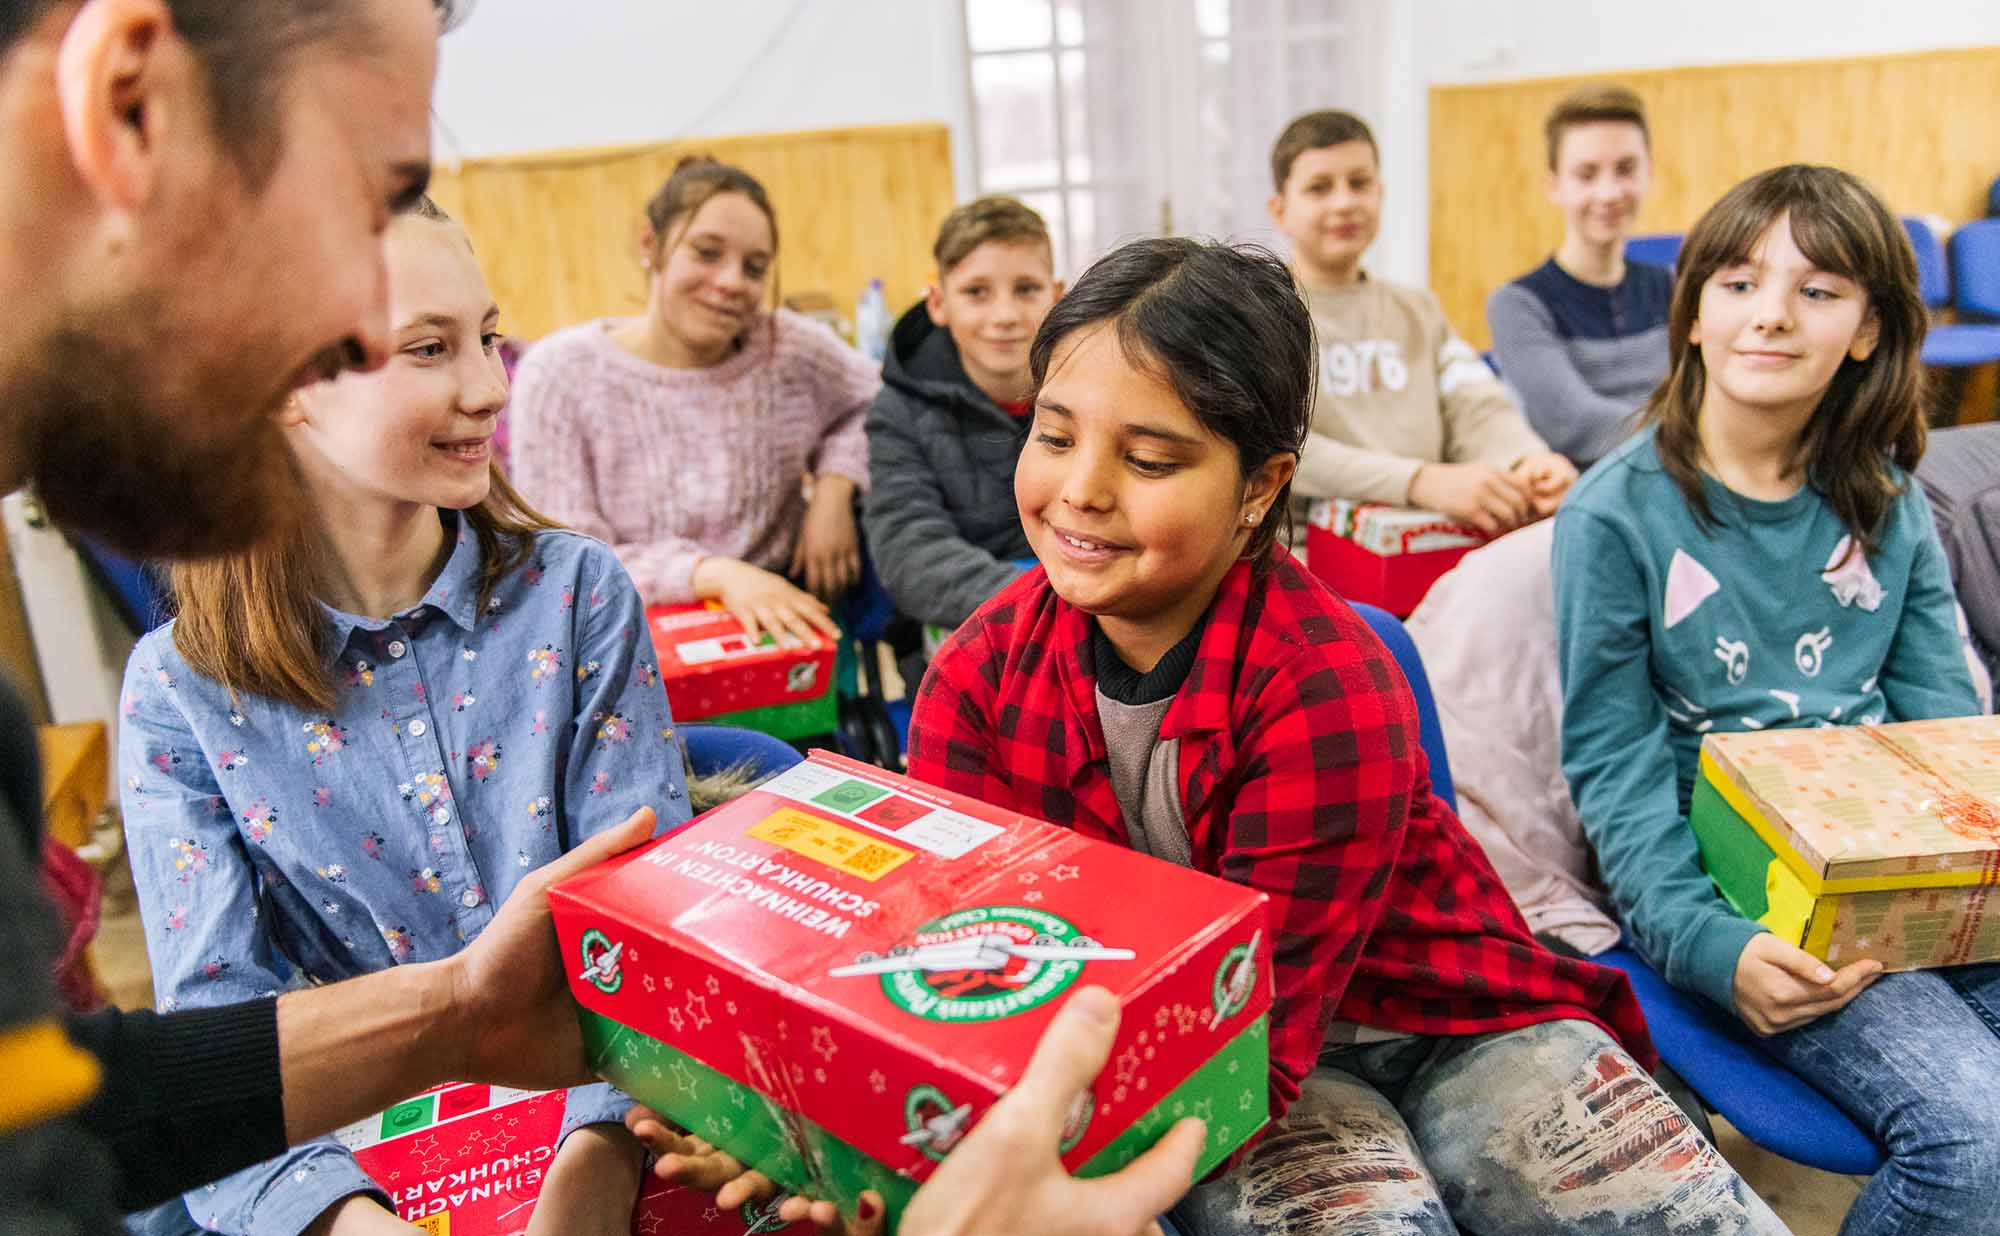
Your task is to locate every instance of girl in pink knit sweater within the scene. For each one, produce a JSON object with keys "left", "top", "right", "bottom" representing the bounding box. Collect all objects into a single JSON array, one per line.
[{"left": 508, "top": 159, "right": 881, "bottom": 644}]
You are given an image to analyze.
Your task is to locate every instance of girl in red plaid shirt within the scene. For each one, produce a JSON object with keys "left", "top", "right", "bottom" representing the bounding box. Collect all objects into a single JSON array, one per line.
[{"left": 909, "top": 238, "right": 1786, "bottom": 1234}]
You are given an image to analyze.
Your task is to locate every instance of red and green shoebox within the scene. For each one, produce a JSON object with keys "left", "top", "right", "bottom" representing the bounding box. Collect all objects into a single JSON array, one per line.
[
  {"left": 336, "top": 1082, "right": 807, "bottom": 1234},
  {"left": 1692, "top": 716, "right": 2000, "bottom": 971},
  {"left": 1303, "top": 498, "right": 1486, "bottom": 617},
  {"left": 549, "top": 751, "right": 1272, "bottom": 1229},
  {"left": 648, "top": 603, "right": 837, "bottom": 739}
]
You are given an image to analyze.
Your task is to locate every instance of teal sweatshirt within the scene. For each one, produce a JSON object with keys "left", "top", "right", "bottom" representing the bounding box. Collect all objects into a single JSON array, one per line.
[{"left": 1553, "top": 428, "right": 1979, "bottom": 1012}]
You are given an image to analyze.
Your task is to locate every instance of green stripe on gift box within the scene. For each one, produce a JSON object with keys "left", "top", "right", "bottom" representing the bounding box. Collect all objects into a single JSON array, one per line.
[
  {"left": 1690, "top": 773, "right": 1774, "bottom": 922},
  {"left": 580, "top": 1009, "right": 1268, "bottom": 1227},
  {"left": 702, "top": 691, "right": 838, "bottom": 741}
]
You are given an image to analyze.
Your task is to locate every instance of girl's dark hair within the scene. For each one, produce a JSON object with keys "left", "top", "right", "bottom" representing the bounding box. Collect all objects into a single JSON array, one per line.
[
  {"left": 1646, "top": 164, "right": 1928, "bottom": 556},
  {"left": 1028, "top": 237, "right": 1312, "bottom": 568}
]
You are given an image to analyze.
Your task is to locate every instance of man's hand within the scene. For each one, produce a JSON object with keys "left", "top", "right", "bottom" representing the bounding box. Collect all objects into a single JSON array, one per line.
[
  {"left": 1509, "top": 450, "right": 1579, "bottom": 518},
  {"left": 1732, "top": 933, "right": 1883, "bottom": 1036},
  {"left": 776, "top": 986, "right": 1208, "bottom": 1236},
  {"left": 442, "top": 807, "right": 659, "bottom": 1089},
  {"left": 791, "top": 473, "right": 862, "bottom": 603}
]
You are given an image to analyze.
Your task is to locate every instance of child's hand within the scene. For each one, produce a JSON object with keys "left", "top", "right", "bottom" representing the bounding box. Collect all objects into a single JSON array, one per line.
[
  {"left": 1508, "top": 451, "right": 1579, "bottom": 518},
  {"left": 1732, "top": 933, "right": 1884, "bottom": 1035},
  {"left": 623, "top": 1105, "right": 782, "bottom": 1211},
  {"left": 696, "top": 557, "right": 841, "bottom": 647},
  {"left": 792, "top": 473, "right": 862, "bottom": 602},
  {"left": 526, "top": 1122, "right": 646, "bottom": 1236},
  {"left": 1407, "top": 462, "right": 1533, "bottom": 535}
]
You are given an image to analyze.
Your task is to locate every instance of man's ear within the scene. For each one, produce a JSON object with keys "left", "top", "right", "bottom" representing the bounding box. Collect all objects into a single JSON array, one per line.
[{"left": 56, "top": 0, "right": 183, "bottom": 211}]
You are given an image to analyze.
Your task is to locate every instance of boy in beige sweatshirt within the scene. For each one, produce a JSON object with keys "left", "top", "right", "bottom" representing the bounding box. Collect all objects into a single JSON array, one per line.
[{"left": 1269, "top": 111, "right": 1577, "bottom": 535}]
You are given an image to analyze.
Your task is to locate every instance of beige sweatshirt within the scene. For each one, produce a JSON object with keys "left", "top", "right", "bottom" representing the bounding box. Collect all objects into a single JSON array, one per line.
[{"left": 1294, "top": 274, "right": 1549, "bottom": 505}]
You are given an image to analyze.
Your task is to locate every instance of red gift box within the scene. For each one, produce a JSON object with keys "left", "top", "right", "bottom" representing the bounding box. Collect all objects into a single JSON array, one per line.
[
  {"left": 337, "top": 1083, "right": 806, "bottom": 1234},
  {"left": 1303, "top": 499, "right": 1486, "bottom": 617},
  {"left": 647, "top": 603, "right": 837, "bottom": 738},
  {"left": 550, "top": 751, "right": 1272, "bottom": 1228}
]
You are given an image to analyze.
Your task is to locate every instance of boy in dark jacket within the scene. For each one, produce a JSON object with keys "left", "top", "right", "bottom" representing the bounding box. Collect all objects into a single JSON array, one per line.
[{"left": 864, "top": 197, "right": 1063, "bottom": 631}]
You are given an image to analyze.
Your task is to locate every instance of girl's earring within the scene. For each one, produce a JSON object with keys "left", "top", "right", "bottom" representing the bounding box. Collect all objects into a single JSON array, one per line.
[{"left": 1244, "top": 511, "right": 1259, "bottom": 526}]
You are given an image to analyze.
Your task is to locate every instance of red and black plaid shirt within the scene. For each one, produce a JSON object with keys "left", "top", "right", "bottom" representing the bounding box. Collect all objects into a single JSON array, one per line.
[{"left": 909, "top": 551, "right": 1653, "bottom": 1122}]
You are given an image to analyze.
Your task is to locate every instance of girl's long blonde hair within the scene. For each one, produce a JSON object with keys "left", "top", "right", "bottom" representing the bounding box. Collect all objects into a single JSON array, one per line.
[{"left": 1645, "top": 164, "right": 1928, "bottom": 555}]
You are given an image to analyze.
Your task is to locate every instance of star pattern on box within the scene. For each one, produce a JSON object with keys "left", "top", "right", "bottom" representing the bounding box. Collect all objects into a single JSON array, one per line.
[
  {"left": 643, "top": 974, "right": 656, "bottom": 993},
  {"left": 868, "top": 1070, "right": 887, "bottom": 1094},
  {"left": 637, "top": 1213, "right": 666, "bottom": 1235},
  {"left": 706, "top": 975, "right": 720, "bottom": 994},
  {"left": 670, "top": 1058, "right": 700, "bottom": 1097},
  {"left": 1193, "top": 1098, "right": 1214, "bottom": 1124},
  {"left": 729, "top": 1085, "right": 749, "bottom": 1110},
  {"left": 1174, "top": 1005, "right": 1200, "bottom": 1035},
  {"left": 412, "top": 1133, "right": 440, "bottom": 1157},
  {"left": 685, "top": 992, "right": 712, "bottom": 1030},
  {"left": 811, "top": 1025, "right": 838, "bottom": 1062},
  {"left": 627, "top": 946, "right": 641, "bottom": 965},
  {"left": 702, "top": 1208, "right": 721, "bottom": 1223},
  {"left": 1114, "top": 1045, "right": 1142, "bottom": 1086},
  {"left": 1049, "top": 864, "right": 1080, "bottom": 882},
  {"left": 726, "top": 1000, "right": 738, "bottom": 1016},
  {"left": 814, "top": 1067, "right": 827, "bottom": 1084},
  {"left": 476, "top": 1127, "right": 517, "bottom": 1155},
  {"left": 1024, "top": 890, "right": 1044, "bottom": 903},
  {"left": 420, "top": 1153, "right": 448, "bottom": 1175},
  {"left": 1017, "top": 871, "right": 1039, "bottom": 884},
  {"left": 1227, "top": 1058, "right": 1239, "bottom": 1074},
  {"left": 667, "top": 1007, "right": 686, "bottom": 1034},
  {"left": 1238, "top": 1090, "right": 1256, "bottom": 1112}
]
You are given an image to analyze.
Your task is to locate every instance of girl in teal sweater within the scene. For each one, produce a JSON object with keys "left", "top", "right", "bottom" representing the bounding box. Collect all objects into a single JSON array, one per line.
[{"left": 1555, "top": 165, "right": 1991, "bottom": 1236}]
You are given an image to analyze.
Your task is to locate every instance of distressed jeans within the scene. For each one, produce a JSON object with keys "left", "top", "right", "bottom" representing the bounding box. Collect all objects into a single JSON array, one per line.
[
  {"left": 1757, "top": 963, "right": 2000, "bottom": 1236},
  {"left": 1172, "top": 1019, "right": 1788, "bottom": 1236}
]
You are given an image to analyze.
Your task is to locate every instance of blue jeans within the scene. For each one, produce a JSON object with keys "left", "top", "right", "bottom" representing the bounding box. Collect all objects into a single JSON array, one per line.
[
  {"left": 1758, "top": 963, "right": 2000, "bottom": 1236},
  {"left": 1172, "top": 1019, "right": 1785, "bottom": 1236}
]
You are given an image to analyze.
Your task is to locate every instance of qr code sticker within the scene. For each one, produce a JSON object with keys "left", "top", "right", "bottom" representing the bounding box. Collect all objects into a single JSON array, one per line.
[{"left": 847, "top": 844, "right": 902, "bottom": 877}]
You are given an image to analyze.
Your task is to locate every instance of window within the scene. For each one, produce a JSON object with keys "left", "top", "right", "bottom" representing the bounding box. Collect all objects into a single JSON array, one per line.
[{"left": 963, "top": 0, "right": 1376, "bottom": 275}]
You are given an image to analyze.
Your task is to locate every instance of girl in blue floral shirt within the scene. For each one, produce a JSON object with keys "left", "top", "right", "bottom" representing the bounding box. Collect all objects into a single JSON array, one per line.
[{"left": 119, "top": 201, "right": 690, "bottom": 1236}]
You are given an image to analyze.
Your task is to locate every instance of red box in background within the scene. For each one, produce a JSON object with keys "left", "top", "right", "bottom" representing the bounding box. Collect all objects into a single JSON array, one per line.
[
  {"left": 647, "top": 603, "right": 837, "bottom": 739},
  {"left": 337, "top": 1083, "right": 804, "bottom": 1234},
  {"left": 1303, "top": 499, "right": 1486, "bottom": 617}
]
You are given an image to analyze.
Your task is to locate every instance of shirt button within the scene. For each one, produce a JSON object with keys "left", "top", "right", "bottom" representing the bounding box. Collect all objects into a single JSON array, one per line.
[
  {"left": 388, "top": 640, "right": 408, "bottom": 658},
  {"left": 432, "top": 806, "right": 451, "bottom": 825},
  {"left": 408, "top": 719, "right": 428, "bottom": 737},
  {"left": 460, "top": 889, "right": 481, "bottom": 908}
]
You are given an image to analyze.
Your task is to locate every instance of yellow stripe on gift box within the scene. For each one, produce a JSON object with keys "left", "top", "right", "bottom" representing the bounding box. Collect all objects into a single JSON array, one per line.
[{"left": 1699, "top": 749, "right": 2000, "bottom": 896}]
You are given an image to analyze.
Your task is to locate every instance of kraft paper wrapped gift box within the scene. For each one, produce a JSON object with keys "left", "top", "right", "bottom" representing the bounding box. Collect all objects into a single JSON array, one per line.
[
  {"left": 1691, "top": 715, "right": 2000, "bottom": 971},
  {"left": 337, "top": 1082, "right": 805, "bottom": 1234},
  {"left": 549, "top": 751, "right": 1272, "bottom": 1229},
  {"left": 1303, "top": 499, "right": 1486, "bottom": 617},
  {"left": 648, "top": 603, "right": 837, "bottom": 740}
]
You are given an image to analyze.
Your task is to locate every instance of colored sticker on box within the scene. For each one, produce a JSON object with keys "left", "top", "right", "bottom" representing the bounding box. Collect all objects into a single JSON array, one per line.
[
  {"left": 413, "top": 1216, "right": 449, "bottom": 1236},
  {"left": 749, "top": 808, "right": 915, "bottom": 882},
  {"left": 858, "top": 796, "right": 932, "bottom": 829},
  {"left": 812, "top": 780, "right": 891, "bottom": 813},
  {"left": 437, "top": 1084, "right": 489, "bottom": 1122},
  {"left": 380, "top": 1094, "right": 435, "bottom": 1140}
]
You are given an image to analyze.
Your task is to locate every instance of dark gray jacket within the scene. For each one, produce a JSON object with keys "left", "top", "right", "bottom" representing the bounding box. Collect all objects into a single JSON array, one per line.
[
  {"left": 862, "top": 303, "right": 1033, "bottom": 628},
  {"left": 1917, "top": 423, "right": 2000, "bottom": 678}
]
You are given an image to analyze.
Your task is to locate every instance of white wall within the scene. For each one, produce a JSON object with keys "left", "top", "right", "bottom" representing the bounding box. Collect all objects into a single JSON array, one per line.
[
  {"left": 1371, "top": 0, "right": 2000, "bottom": 285},
  {"left": 432, "top": 0, "right": 977, "bottom": 194}
]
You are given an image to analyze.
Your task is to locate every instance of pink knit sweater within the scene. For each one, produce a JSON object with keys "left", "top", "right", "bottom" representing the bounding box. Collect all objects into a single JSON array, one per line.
[{"left": 508, "top": 310, "right": 881, "bottom": 605}]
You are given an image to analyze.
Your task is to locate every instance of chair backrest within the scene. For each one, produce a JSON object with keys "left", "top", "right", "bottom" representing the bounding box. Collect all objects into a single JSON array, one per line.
[
  {"left": 1623, "top": 233, "right": 1683, "bottom": 270},
  {"left": 1950, "top": 219, "right": 2000, "bottom": 319},
  {"left": 1989, "top": 173, "right": 2000, "bottom": 219},
  {"left": 70, "top": 535, "right": 173, "bottom": 634},
  {"left": 1903, "top": 216, "right": 1950, "bottom": 308},
  {"left": 1349, "top": 601, "right": 1457, "bottom": 814},
  {"left": 680, "top": 723, "right": 804, "bottom": 783}
]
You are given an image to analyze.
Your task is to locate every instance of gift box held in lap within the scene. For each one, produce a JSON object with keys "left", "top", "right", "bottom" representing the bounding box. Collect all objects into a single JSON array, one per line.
[
  {"left": 648, "top": 603, "right": 836, "bottom": 739},
  {"left": 550, "top": 751, "right": 1272, "bottom": 1230},
  {"left": 1303, "top": 499, "right": 1486, "bottom": 617},
  {"left": 1691, "top": 716, "right": 2000, "bottom": 971},
  {"left": 337, "top": 1083, "right": 805, "bottom": 1233}
]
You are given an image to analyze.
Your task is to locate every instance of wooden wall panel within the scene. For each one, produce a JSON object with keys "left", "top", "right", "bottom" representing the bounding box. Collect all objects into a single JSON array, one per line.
[
  {"left": 428, "top": 123, "right": 957, "bottom": 341},
  {"left": 1430, "top": 47, "right": 2000, "bottom": 350}
]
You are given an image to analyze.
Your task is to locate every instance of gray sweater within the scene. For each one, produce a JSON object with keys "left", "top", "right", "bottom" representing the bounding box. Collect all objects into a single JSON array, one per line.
[
  {"left": 1917, "top": 423, "right": 2000, "bottom": 679},
  {"left": 862, "top": 303, "right": 1034, "bottom": 629},
  {"left": 1487, "top": 258, "right": 1672, "bottom": 468}
]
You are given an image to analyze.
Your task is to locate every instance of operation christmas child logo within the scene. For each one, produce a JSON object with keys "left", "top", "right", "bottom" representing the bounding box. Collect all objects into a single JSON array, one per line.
[{"left": 830, "top": 904, "right": 1134, "bottom": 1023}]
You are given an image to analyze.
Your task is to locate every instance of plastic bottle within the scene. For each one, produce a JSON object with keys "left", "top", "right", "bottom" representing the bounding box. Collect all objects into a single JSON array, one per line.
[{"left": 855, "top": 278, "right": 889, "bottom": 363}]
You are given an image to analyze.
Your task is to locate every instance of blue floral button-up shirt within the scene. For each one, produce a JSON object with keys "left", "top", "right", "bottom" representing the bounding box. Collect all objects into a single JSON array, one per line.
[{"left": 119, "top": 515, "right": 690, "bottom": 1235}]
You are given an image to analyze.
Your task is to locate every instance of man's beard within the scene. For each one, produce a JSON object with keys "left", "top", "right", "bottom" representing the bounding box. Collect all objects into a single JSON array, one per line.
[{"left": 13, "top": 325, "right": 297, "bottom": 560}]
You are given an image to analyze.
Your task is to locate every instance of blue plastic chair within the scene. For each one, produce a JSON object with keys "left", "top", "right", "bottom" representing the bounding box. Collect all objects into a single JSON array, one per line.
[
  {"left": 680, "top": 723, "right": 804, "bottom": 783},
  {"left": 71, "top": 534, "right": 173, "bottom": 633},
  {"left": 1905, "top": 217, "right": 2000, "bottom": 368},
  {"left": 1950, "top": 219, "right": 2000, "bottom": 319},
  {"left": 1624, "top": 233, "right": 1683, "bottom": 270},
  {"left": 1349, "top": 602, "right": 1884, "bottom": 1177},
  {"left": 1350, "top": 602, "right": 1457, "bottom": 813}
]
